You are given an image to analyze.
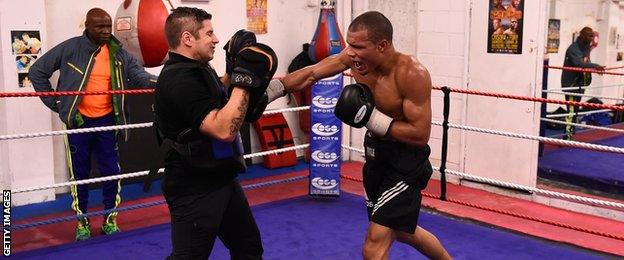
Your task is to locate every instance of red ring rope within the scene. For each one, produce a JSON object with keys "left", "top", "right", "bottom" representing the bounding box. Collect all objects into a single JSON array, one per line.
[
  {"left": 432, "top": 86, "right": 624, "bottom": 111},
  {"left": 545, "top": 65, "right": 624, "bottom": 76},
  {"left": 2, "top": 75, "right": 623, "bottom": 112},
  {"left": 0, "top": 89, "right": 154, "bottom": 98}
]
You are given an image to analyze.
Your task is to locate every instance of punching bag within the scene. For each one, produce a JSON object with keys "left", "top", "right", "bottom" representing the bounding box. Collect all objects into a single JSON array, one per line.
[
  {"left": 308, "top": 0, "right": 346, "bottom": 62},
  {"left": 114, "top": 0, "right": 171, "bottom": 67}
]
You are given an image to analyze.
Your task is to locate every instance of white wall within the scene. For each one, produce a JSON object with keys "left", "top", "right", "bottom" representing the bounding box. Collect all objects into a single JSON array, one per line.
[
  {"left": 1, "top": 0, "right": 346, "bottom": 204},
  {"left": 414, "top": 0, "right": 468, "bottom": 171},
  {"left": 0, "top": 0, "right": 55, "bottom": 205},
  {"left": 464, "top": 0, "right": 547, "bottom": 187}
]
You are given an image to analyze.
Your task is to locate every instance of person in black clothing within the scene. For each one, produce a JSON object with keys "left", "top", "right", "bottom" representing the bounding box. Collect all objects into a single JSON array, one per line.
[
  {"left": 561, "top": 27, "right": 604, "bottom": 140},
  {"left": 155, "top": 7, "right": 276, "bottom": 259}
]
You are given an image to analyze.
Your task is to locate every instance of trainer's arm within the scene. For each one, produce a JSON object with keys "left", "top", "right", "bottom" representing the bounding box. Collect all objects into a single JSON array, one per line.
[
  {"left": 29, "top": 44, "right": 64, "bottom": 112},
  {"left": 281, "top": 51, "right": 350, "bottom": 93},
  {"left": 388, "top": 64, "right": 432, "bottom": 147},
  {"left": 199, "top": 87, "right": 249, "bottom": 142}
]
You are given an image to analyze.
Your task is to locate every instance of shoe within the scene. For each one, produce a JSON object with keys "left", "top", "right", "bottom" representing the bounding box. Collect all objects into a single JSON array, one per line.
[
  {"left": 75, "top": 218, "right": 91, "bottom": 241},
  {"left": 102, "top": 215, "right": 120, "bottom": 235}
]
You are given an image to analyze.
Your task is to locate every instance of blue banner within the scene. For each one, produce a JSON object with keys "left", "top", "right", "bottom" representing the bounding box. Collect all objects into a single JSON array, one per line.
[{"left": 309, "top": 74, "right": 342, "bottom": 196}]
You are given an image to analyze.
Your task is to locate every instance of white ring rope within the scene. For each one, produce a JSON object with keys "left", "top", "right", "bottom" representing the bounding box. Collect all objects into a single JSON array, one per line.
[
  {"left": 13, "top": 169, "right": 159, "bottom": 194},
  {"left": 546, "top": 109, "right": 612, "bottom": 118},
  {"left": 547, "top": 83, "right": 624, "bottom": 91},
  {"left": 342, "top": 144, "right": 364, "bottom": 154},
  {"left": 13, "top": 142, "right": 624, "bottom": 211},
  {"left": 340, "top": 145, "right": 624, "bottom": 209},
  {"left": 0, "top": 106, "right": 312, "bottom": 141},
  {"left": 439, "top": 167, "right": 624, "bottom": 210},
  {"left": 10, "top": 120, "right": 624, "bottom": 193},
  {"left": 0, "top": 123, "right": 154, "bottom": 141},
  {"left": 540, "top": 118, "right": 624, "bottom": 134},
  {"left": 13, "top": 144, "right": 310, "bottom": 193},
  {"left": 431, "top": 121, "right": 624, "bottom": 154},
  {"left": 542, "top": 90, "right": 624, "bottom": 102},
  {"left": 263, "top": 106, "right": 311, "bottom": 115}
]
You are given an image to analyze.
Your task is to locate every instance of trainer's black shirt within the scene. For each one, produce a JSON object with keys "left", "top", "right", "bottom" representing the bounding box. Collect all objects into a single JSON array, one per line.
[{"left": 155, "top": 52, "right": 236, "bottom": 196}]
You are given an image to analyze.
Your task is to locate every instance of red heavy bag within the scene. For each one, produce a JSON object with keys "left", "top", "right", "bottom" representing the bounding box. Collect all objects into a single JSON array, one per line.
[
  {"left": 253, "top": 113, "right": 297, "bottom": 169},
  {"left": 114, "top": 0, "right": 172, "bottom": 67},
  {"left": 307, "top": 0, "right": 346, "bottom": 63}
]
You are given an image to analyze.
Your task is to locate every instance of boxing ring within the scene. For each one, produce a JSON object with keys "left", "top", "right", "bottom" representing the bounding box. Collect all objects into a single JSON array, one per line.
[
  {"left": 2, "top": 68, "right": 624, "bottom": 258},
  {"left": 539, "top": 65, "right": 624, "bottom": 195}
]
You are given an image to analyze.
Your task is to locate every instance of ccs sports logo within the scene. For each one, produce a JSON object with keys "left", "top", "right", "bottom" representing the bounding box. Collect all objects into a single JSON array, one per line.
[
  {"left": 311, "top": 150, "right": 338, "bottom": 164},
  {"left": 312, "top": 123, "right": 339, "bottom": 137},
  {"left": 320, "top": 73, "right": 342, "bottom": 82},
  {"left": 311, "top": 177, "right": 338, "bottom": 190},
  {"left": 312, "top": 96, "right": 338, "bottom": 109}
]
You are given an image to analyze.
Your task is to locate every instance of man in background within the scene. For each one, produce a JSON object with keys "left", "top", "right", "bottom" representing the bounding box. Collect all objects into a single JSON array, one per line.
[
  {"left": 561, "top": 27, "right": 605, "bottom": 140},
  {"left": 29, "top": 8, "right": 157, "bottom": 240}
]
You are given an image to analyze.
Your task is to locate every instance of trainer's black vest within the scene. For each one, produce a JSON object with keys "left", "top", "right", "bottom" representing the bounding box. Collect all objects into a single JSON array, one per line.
[{"left": 156, "top": 63, "right": 246, "bottom": 173}]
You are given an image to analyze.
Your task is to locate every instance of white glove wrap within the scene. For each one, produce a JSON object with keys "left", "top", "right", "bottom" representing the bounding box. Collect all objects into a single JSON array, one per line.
[
  {"left": 266, "top": 79, "right": 285, "bottom": 103},
  {"left": 366, "top": 108, "right": 393, "bottom": 137}
]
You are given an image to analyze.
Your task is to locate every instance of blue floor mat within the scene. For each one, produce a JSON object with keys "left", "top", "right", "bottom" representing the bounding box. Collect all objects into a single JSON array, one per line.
[
  {"left": 13, "top": 193, "right": 605, "bottom": 260},
  {"left": 538, "top": 135, "right": 624, "bottom": 194}
]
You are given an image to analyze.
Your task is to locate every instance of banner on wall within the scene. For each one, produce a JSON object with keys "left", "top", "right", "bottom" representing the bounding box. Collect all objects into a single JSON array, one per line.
[
  {"left": 487, "top": 0, "right": 524, "bottom": 54},
  {"left": 246, "top": 0, "right": 267, "bottom": 34},
  {"left": 309, "top": 74, "right": 342, "bottom": 197},
  {"left": 547, "top": 19, "right": 560, "bottom": 54},
  {"left": 10, "top": 30, "right": 41, "bottom": 88}
]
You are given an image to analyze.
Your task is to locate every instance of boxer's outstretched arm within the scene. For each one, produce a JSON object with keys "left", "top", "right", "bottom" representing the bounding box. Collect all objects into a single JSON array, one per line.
[
  {"left": 281, "top": 52, "right": 350, "bottom": 93},
  {"left": 388, "top": 62, "right": 432, "bottom": 147}
]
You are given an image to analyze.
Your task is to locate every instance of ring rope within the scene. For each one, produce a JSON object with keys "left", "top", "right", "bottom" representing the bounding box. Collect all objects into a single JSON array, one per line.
[
  {"left": 547, "top": 83, "right": 624, "bottom": 91},
  {"left": 0, "top": 106, "right": 310, "bottom": 141},
  {"left": 12, "top": 175, "right": 309, "bottom": 230},
  {"left": 13, "top": 144, "right": 310, "bottom": 194},
  {"left": 432, "top": 86, "right": 624, "bottom": 111},
  {"left": 0, "top": 89, "right": 154, "bottom": 98},
  {"left": 263, "top": 106, "right": 311, "bottom": 114},
  {"left": 431, "top": 121, "right": 624, "bottom": 154},
  {"left": 340, "top": 145, "right": 624, "bottom": 209},
  {"left": 13, "top": 144, "right": 624, "bottom": 241},
  {"left": 542, "top": 90, "right": 624, "bottom": 102},
  {"left": 0, "top": 123, "right": 153, "bottom": 141},
  {"left": 540, "top": 118, "right": 624, "bottom": 134},
  {"left": 545, "top": 65, "right": 624, "bottom": 76},
  {"left": 545, "top": 109, "right": 612, "bottom": 118},
  {"left": 440, "top": 168, "right": 624, "bottom": 209},
  {"left": 10, "top": 119, "right": 623, "bottom": 194},
  {"left": 340, "top": 174, "right": 624, "bottom": 241}
]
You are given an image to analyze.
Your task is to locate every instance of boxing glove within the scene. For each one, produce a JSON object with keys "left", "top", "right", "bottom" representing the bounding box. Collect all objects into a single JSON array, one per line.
[
  {"left": 230, "top": 43, "right": 278, "bottom": 122},
  {"left": 334, "top": 83, "right": 393, "bottom": 136},
  {"left": 224, "top": 29, "right": 256, "bottom": 75}
]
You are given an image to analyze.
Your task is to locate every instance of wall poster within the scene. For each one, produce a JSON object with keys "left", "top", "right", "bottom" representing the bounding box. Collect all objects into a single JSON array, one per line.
[
  {"left": 547, "top": 19, "right": 560, "bottom": 53},
  {"left": 246, "top": 0, "right": 268, "bottom": 34},
  {"left": 487, "top": 0, "right": 524, "bottom": 54}
]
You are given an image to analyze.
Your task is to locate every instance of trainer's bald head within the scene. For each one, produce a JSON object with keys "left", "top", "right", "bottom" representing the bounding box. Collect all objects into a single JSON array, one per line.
[
  {"left": 86, "top": 8, "right": 111, "bottom": 24},
  {"left": 85, "top": 8, "right": 112, "bottom": 45}
]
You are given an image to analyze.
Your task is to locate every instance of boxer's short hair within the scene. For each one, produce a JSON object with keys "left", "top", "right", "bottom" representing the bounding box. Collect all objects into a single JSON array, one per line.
[
  {"left": 165, "top": 7, "right": 212, "bottom": 48},
  {"left": 348, "top": 11, "right": 393, "bottom": 44}
]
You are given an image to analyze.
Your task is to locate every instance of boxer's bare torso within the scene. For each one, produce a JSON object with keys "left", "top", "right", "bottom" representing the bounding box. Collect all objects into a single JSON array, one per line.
[{"left": 282, "top": 29, "right": 432, "bottom": 147}]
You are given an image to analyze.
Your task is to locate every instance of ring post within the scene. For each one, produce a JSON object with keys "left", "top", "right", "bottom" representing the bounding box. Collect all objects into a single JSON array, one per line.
[
  {"left": 539, "top": 56, "right": 548, "bottom": 157},
  {"left": 439, "top": 86, "right": 451, "bottom": 201}
]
